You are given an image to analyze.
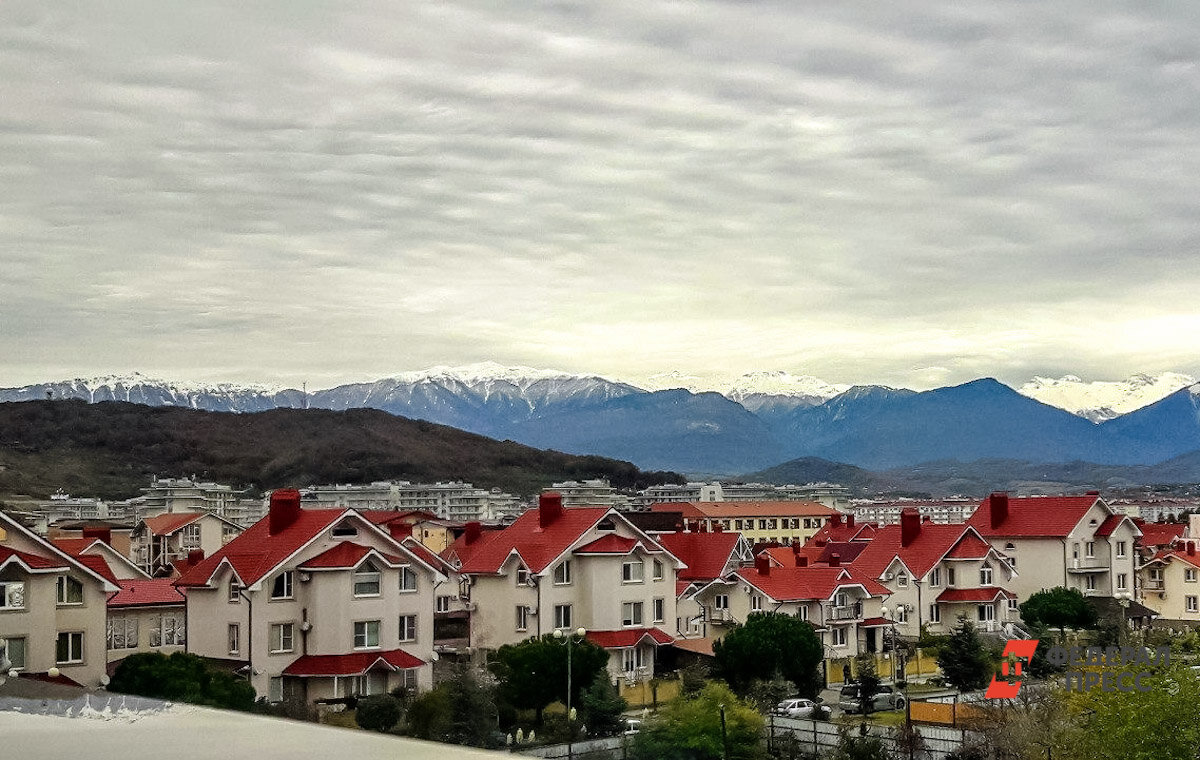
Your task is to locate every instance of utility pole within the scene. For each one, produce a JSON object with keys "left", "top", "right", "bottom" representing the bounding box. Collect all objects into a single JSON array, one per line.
[{"left": 719, "top": 703, "right": 729, "bottom": 760}]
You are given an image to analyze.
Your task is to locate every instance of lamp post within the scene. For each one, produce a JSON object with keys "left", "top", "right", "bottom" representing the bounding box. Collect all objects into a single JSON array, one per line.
[
  {"left": 554, "top": 627, "right": 587, "bottom": 760},
  {"left": 880, "top": 606, "right": 912, "bottom": 753}
]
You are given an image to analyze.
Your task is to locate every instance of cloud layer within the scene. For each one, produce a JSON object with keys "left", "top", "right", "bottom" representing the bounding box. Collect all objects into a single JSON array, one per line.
[{"left": 2, "top": 1, "right": 1199, "bottom": 389}]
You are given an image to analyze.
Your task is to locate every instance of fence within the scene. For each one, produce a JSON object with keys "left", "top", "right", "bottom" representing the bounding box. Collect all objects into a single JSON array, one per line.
[
  {"left": 767, "top": 715, "right": 968, "bottom": 758},
  {"left": 519, "top": 736, "right": 627, "bottom": 760}
]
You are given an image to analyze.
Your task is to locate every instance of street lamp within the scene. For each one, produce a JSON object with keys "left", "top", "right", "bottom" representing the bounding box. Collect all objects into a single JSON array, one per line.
[
  {"left": 553, "top": 627, "right": 587, "bottom": 760},
  {"left": 879, "top": 606, "right": 911, "bottom": 737}
]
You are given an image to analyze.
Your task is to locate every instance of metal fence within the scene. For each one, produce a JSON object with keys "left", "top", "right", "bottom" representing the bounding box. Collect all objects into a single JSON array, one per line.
[
  {"left": 518, "top": 736, "right": 628, "bottom": 760},
  {"left": 768, "top": 715, "right": 969, "bottom": 758}
]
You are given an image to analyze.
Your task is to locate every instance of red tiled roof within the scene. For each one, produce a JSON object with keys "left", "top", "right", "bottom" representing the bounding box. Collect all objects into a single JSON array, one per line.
[
  {"left": 968, "top": 495, "right": 1101, "bottom": 538},
  {"left": 1094, "top": 514, "right": 1136, "bottom": 537},
  {"left": 676, "top": 580, "right": 696, "bottom": 598},
  {"left": 141, "top": 512, "right": 206, "bottom": 536},
  {"left": 576, "top": 535, "right": 641, "bottom": 554},
  {"left": 860, "top": 617, "right": 893, "bottom": 628},
  {"left": 50, "top": 538, "right": 95, "bottom": 556},
  {"left": 735, "top": 566, "right": 890, "bottom": 602},
  {"left": 109, "top": 578, "right": 186, "bottom": 608},
  {"left": 298, "top": 541, "right": 405, "bottom": 570},
  {"left": 943, "top": 533, "right": 993, "bottom": 560},
  {"left": 649, "top": 501, "right": 837, "bottom": 519},
  {"left": 585, "top": 628, "right": 674, "bottom": 649},
  {"left": 176, "top": 509, "right": 345, "bottom": 587},
  {"left": 440, "top": 528, "right": 504, "bottom": 567},
  {"left": 1135, "top": 521, "right": 1186, "bottom": 547},
  {"left": 0, "top": 545, "right": 68, "bottom": 571},
  {"left": 762, "top": 541, "right": 865, "bottom": 569},
  {"left": 808, "top": 518, "right": 877, "bottom": 545},
  {"left": 282, "top": 648, "right": 424, "bottom": 677},
  {"left": 851, "top": 523, "right": 977, "bottom": 580},
  {"left": 936, "top": 587, "right": 1016, "bottom": 603},
  {"left": 400, "top": 538, "right": 452, "bottom": 572},
  {"left": 1155, "top": 546, "right": 1200, "bottom": 569},
  {"left": 76, "top": 554, "right": 119, "bottom": 585},
  {"left": 457, "top": 507, "right": 613, "bottom": 574},
  {"left": 658, "top": 532, "right": 741, "bottom": 581}
]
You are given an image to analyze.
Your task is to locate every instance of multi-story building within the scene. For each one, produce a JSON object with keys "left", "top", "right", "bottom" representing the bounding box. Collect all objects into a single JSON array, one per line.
[
  {"left": 967, "top": 492, "right": 1141, "bottom": 603},
  {"left": 0, "top": 511, "right": 117, "bottom": 687},
  {"left": 649, "top": 501, "right": 838, "bottom": 546},
  {"left": 657, "top": 531, "right": 754, "bottom": 639},
  {"left": 1112, "top": 497, "right": 1200, "bottom": 524},
  {"left": 176, "top": 490, "right": 447, "bottom": 704},
  {"left": 136, "top": 476, "right": 248, "bottom": 521},
  {"left": 301, "top": 481, "right": 519, "bottom": 522},
  {"left": 31, "top": 491, "right": 114, "bottom": 523},
  {"left": 452, "top": 493, "right": 679, "bottom": 683},
  {"left": 847, "top": 499, "right": 978, "bottom": 526},
  {"left": 1138, "top": 539, "right": 1200, "bottom": 625},
  {"left": 131, "top": 512, "right": 243, "bottom": 576},
  {"left": 47, "top": 521, "right": 137, "bottom": 559},
  {"left": 546, "top": 480, "right": 629, "bottom": 509},
  {"left": 632, "top": 482, "right": 851, "bottom": 511}
]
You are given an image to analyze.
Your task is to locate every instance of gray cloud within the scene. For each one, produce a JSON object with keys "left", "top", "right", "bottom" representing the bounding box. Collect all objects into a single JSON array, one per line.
[{"left": 1, "top": 0, "right": 1199, "bottom": 389}]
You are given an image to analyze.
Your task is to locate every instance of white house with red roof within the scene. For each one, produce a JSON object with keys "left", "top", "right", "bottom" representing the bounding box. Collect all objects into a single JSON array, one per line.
[
  {"left": 968, "top": 492, "right": 1140, "bottom": 604},
  {"left": 0, "top": 510, "right": 118, "bottom": 687},
  {"left": 1138, "top": 539, "right": 1200, "bottom": 624},
  {"left": 657, "top": 531, "right": 754, "bottom": 639},
  {"left": 132, "top": 511, "right": 243, "bottom": 577},
  {"left": 175, "top": 490, "right": 446, "bottom": 705},
  {"left": 454, "top": 493, "right": 682, "bottom": 683}
]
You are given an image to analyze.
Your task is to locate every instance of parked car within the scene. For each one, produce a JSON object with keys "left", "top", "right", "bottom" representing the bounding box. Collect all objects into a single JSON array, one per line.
[
  {"left": 771, "top": 698, "right": 819, "bottom": 718},
  {"left": 838, "top": 684, "right": 906, "bottom": 714}
]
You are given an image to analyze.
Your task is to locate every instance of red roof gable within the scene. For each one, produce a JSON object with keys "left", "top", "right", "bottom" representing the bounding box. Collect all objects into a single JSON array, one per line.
[
  {"left": 457, "top": 507, "right": 613, "bottom": 574},
  {"left": 585, "top": 628, "right": 674, "bottom": 649},
  {"left": 1094, "top": 514, "right": 1139, "bottom": 538},
  {"left": 76, "top": 554, "right": 119, "bottom": 585},
  {"left": 808, "top": 518, "right": 877, "bottom": 545},
  {"left": 175, "top": 509, "right": 345, "bottom": 587},
  {"left": 298, "top": 541, "right": 406, "bottom": 569},
  {"left": 400, "top": 538, "right": 452, "bottom": 573},
  {"left": 735, "top": 566, "right": 890, "bottom": 602},
  {"left": 441, "top": 528, "right": 504, "bottom": 567},
  {"left": 50, "top": 538, "right": 96, "bottom": 556},
  {"left": 0, "top": 545, "right": 69, "bottom": 571},
  {"left": 576, "top": 535, "right": 641, "bottom": 554},
  {"left": 943, "top": 533, "right": 994, "bottom": 560},
  {"left": 141, "top": 512, "right": 207, "bottom": 536},
  {"left": 936, "top": 587, "right": 1016, "bottom": 603},
  {"left": 851, "top": 523, "right": 975, "bottom": 580},
  {"left": 282, "top": 648, "right": 423, "bottom": 677},
  {"left": 109, "top": 578, "right": 186, "bottom": 608},
  {"left": 968, "top": 495, "right": 1101, "bottom": 538},
  {"left": 658, "top": 532, "right": 741, "bottom": 581},
  {"left": 1136, "top": 521, "right": 1186, "bottom": 547}
]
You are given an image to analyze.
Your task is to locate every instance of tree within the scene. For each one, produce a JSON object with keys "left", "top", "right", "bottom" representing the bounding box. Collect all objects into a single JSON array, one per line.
[
  {"left": 826, "top": 726, "right": 891, "bottom": 760},
  {"left": 853, "top": 654, "right": 881, "bottom": 716},
  {"left": 1019, "top": 587, "right": 1098, "bottom": 632},
  {"left": 745, "top": 673, "right": 792, "bottom": 713},
  {"left": 937, "top": 616, "right": 993, "bottom": 693},
  {"left": 406, "top": 687, "right": 452, "bottom": 740},
  {"left": 579, "top": 675, "right": 627, "bottom": 737},
  {"left": 441, "top": 663, "right": 501, "bottom": 747},
  {"left": 489, "top": 634, "right": 609, "bottom": 723},
  {"left": 631, "top": 682, "right": 764, "bottom": 760},
  {"left": 108, "top": 652, "right": 255, "bottom": 711},
  {"left": 355, "top": 694, "right": 401, "bottom": 732},
  {"left": 713, "top": 612, "right": 824, "bottom": 697}
]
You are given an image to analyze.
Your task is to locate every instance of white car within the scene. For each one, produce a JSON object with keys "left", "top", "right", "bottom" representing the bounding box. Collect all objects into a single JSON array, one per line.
[{"left": 771, "top": 698, "right": 818, "bottom": 718}]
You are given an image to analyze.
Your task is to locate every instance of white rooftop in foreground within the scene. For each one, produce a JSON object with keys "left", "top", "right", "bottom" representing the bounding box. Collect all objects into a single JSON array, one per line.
[{"left": 1, "top": 704, "right": 509, "bottom": 760}]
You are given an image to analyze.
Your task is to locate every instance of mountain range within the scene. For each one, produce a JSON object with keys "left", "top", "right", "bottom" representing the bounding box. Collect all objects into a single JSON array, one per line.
[{"left": 2, "top": 364, "right": 1199, "bottom": 476}]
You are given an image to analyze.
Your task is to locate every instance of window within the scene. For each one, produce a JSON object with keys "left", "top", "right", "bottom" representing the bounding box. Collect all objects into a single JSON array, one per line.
[
  {"left": 1116, "top": 541, "right": 1127, "bottom": 558},
  {"left": 353, "top": 562, "right": 382, "bottom": 596},
  {"left": 897, "top": 573, "right": 908, "bottom": 588},
  {"left": 980, "top": 565, "right": 994, "bottom": 586},
  {"left": 553, "top": 561, "right": 572, "bottom": 585},
  {"left": 56, "top": 632, "right": 84, "bottom": 664},
  {"left": 929, "top": 605, "right": 940, "bottom": 623},
  {"left": 652, "top": 559, "right": 664, "bottom": 581},
  {"left": 332, "top": 524, "right": 358, "bottom": 538},
  {"left": 516, "top": 606, "right": 529, "bottom": 631},
  {"left": 834, "top": 592, "right": 847, "bottom": 608},
  {"left": 56, "top": 576, "right": 84, "bottom": 606},
  {"left": 554, "top": 604, "right": 572, "bottom": 629},
  {"left": 831, "top": 627, "right": 847, "bottom": 647},
  {"left": 714, "top": 594, "right": 729, "bottom": 610},
  {"left": 929, "top": 569, "right": 940, "bottom": 588},
  {"left": 229, "top": 581, "right": 242, "bottom": 603},
  {"left": 946, "top": 568, "right": 956, "bottom": 587},
  {"left": 751, "top": 594, "right": 763, "bottom": 611},
  {"left": 895, "top": 606, "right": 908, "bottom": 623},
  {"left": 1085, "top": 542, "right": 1096, "bottom": 558},
  {"left": 1, "top": 637, "right": 26, "bottom": 670},
  {"left": 622, "top": 602, "right": 644, "bottom": 626},
  {"left": 0, "top": 581, "right": 25, "bottom": 609},
  {"left": 622, "top": 560, "right": 645, "bottom": 583},
  {"left": 623, "top": 647, "right": 644, "bottom": 673},
  {"left": 977, "top": 604, "right": 995, "bottom": 622},
  {"left": 150, "top": 614, "right": 185, "bottom": 647},
  {"left": 436, "top": 595, "right": 452, "bottom": 613},
  {"left": 1009, "top": 555, "right": 1017, "bottom": 569},
  {"left": 1187, "top": 569, "right": 1198, "bottom": 583},
  {"left": 354, "top": 620, "right": 381, "bottom": 649},
  {"left": 516, "top": 567, "right": 532, "bottom": 586},
  {"left": 796, "top": 606, "right": 809, "bottom": 621},
  {"left": 1150, "top": 568, "right": 1164, "bottom": 581},
  {"left": 268, "top": 676, "right": 283, "bottom": 703},
  {"left": 181, "top": 523, "right": 201, "bottom": 548},
  {"left": 1116, "top": 573, "right": 1128, "bottom": 591},
  {"left": 653, "top": 598, "right": 665, "bottom": 623},
  {"left": 107, "top": 616, "right": 138, "bottom": 650},
  {"left": 222, "top": 525, "right": 239, "bottom": 545},
  {"left": 400, "top": 566, "right": 418, "bottom": 592},
  {"left": 228, "top": 624, "right": 240, "bottom": 655},
  {"left": 734, "top": 520, "right": 743, "bottom": 530},
  {"left": 1086, "top": 575, "right": 1097, "bottom": 592},
  {"left": 1008, "top": 597, "right": 1019, "bottom": 611},
  {"left": 399, "top": 614, "right": 418, "bottom": 642},
  {"left": 1188, "top": 596, "right": 1199, "bottom": 614},
  {"left": 271, "top": 571, "right": 293, "bottom": 600},
  {"left": 758, "top": 519, "right": 768, "bottom": 530},
  {"left": 269, "top": 623, "right": 294, "bottom": 653}
]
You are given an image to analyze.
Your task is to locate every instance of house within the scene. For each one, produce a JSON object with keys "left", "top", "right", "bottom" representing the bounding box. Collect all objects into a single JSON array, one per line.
[
  {"left": 106, "top": 578, "right": 188, "bottom": 663},
  {"left": 649, "top": 501, "right": 838, "bottom": 546},
  {"left": 454, "top": 493, "right": 682, "bottom": 683},
  {"left": 175, "top": 490, "right": 445, "bottom": 704},
  {"left": 365, "top": 510, "right": 460, "bottom": 554},
  {"left": 47, "top": 520, "right": 136, "bottom": 558},
  {"left": 1138, "top": 539, "right": 1200, "bottom": 625},
  {"left": 51, "top": 532, "right": 149, "bottom": 585},
  {"left": 967, "top": 492, "right": 1141, "bottom": 603},
  {"left": 0, "top": 510, "right": 118, "bottom": 687},
  {"left": 132, "top": 512, "right": 243, "bottom": 577},
  {"left": 656, "top": 531, "right": 754, "bottom": 639}
]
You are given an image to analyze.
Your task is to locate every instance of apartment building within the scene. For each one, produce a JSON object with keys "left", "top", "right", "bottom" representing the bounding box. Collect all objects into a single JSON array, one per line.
[
  {"left": 649, "top": 501, "right": 838, "bottom": 545},
  {"left": 135, "top": 477, "right": 248, "bottom": 521},
  {"left": 131, "top": 512, "right": 243, "bottom": 576},
  {"left": 1139, "top": 540, "right": 1200, "bottom": 625},
  {"left": 301, "top": 481, "right": 519, "bottom": 522},
  {"left": 546, "top": 480, "right": 629, "bottom": 509},
  {"left": 633, "top": 482, "right": 851, "bottom": 511},
  {"left": 175, "top": 490, "right": 446, "bottom": 704},
  {"left": 453, "top": 493, "right": 680, "bottom": 683},
  {"left": 848, "top": 499, "right": 978, "bottom": 526},
  {"left": 0, "top": 511, "right": 117, "bottom": 687},
  {"left": 657, "top": 531, "right": 754, "bottom": 639},
  {"left": 968, "top": 493, "right": 1141, "bottom": 602}
]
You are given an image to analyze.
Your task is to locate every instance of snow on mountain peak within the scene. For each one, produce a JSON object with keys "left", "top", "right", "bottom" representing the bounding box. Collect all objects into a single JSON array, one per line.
[
  {"left": 1019, "top": 372, "right": 1197, "bottom": 422},
  {"left": 724, "top": 371, "right": 851, "bottom": 402}
]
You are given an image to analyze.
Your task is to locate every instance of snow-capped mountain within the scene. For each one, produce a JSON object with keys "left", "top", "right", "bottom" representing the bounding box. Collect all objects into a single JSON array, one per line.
[
  {"left": 0, "top": 372, "right": 305, "bottom": 412},
  {"left": 1018, "top": 373, "right": 1196, "bottom": 422},
  {"left": 633, "top": 369, "right": 850, "bottom": 412}
]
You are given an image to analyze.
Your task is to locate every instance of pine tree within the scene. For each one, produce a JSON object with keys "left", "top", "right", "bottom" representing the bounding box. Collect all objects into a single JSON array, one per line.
[{"left": 937, "top": 616, "right": 993, "bottom": 692}]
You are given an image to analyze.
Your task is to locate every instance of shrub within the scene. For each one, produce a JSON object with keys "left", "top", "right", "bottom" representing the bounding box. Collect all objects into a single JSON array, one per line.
[{"left": 355, "top": 694, "right": 402, "bottom": 732}]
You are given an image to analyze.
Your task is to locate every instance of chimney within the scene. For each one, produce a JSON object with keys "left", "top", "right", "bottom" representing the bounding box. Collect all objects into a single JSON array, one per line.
[
  {"left": 988, "top": 492, "right": 1010, "bottom": 529},
  {"left": 464, "top": 521, "right": 483, "bottom": 545},
  {"left": 538, "top": 492, "right": 564, "bottom": 529},
  {"left": 187, "top": 549, "right": 204, "bottom": 567},
  {"left": 792, "top": 543, "right": 802, "bottom": 555},
  {"left": 831, "top": 513, "right": 843, "bottom": 527},
  {"left": 754, "top": 554, "right": 771, "bottom": 575},
  {"left": 1086, "top": 490, "right": 1100, "bottom": 496},
  {"left": 796, "top": 555, "right": 809, "bottom": 568},
  {"left": 268, "top": 489, "right": 303, "bottom": 535},
  {"left": 388, "top": 523, "right": 413, "bottom": 540},
  {"left": 82, "top": 526, "right": 112, "bottom": 545},
  {"left": 1189, "top": 542, "right": 1196, "bottom": 557},
  {"left": 922, "top": 515, "right": 932, "bottom": 523},
  {"left": 829, "top": 552, "right": 841, "bottom": 568},
  {"left": 846, "top": 515, "right": 855, "bottom": 528},
  {"left": 900, "top": 508, "right": 921, "bottom": 547}
]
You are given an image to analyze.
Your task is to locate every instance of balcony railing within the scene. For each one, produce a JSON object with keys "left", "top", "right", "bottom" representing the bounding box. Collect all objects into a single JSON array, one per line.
[
  {"left": 1144, "top": 579, "right": 1165, "bottom": 591},
  {"left": 1067, "top": 557, "right": 1107, "bottom": 572},
  {"left": 708, "top": 608, "right": 737, "bottom": 625},
  {"left": 825, "top": 602, "right": 863, "bottom": 621}
]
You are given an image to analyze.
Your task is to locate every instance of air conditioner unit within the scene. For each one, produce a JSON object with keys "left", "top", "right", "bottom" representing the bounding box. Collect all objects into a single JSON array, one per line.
[
  {"left": 527, "top": 607, "right": 538, "bottom": 616},
  {"left": 882, "top": 573, "right": 895, "bottom": 581},
  {"left": 299, "top": 572, "right": 312, "bottom": 583}
]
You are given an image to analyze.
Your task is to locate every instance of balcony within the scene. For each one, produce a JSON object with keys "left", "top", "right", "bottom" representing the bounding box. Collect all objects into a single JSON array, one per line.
[
  {"left": 825, "top": 602, "right": 863, "bottom": 621},
  {"left": 708, "top": 608, "right": 737, "bottom": 625},
  {"left": 1143, "top": 579, "right": 1165, "bottom": 591},
  {"left": 1066, "top": 557, "right": 1108, "bottom": 573}
]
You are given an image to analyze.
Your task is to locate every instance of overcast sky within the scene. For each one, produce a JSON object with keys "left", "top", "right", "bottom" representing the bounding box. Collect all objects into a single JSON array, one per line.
[{"left": 2, "top": 1, "right": 1200, "bottom": 390}]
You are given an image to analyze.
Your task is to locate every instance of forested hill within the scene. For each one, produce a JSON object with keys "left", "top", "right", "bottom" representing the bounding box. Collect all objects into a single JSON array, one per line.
[{"left": 0, "top": 400, "right": 681, "bottom": 500}]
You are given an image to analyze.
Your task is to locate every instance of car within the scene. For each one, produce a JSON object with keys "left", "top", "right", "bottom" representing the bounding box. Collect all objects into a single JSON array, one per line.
[
  {"left": 771, "top": 698, "right": 819, "bottom": 718},
  {"left": 838, "top": 684, "right": 907, "bottom": 714}
]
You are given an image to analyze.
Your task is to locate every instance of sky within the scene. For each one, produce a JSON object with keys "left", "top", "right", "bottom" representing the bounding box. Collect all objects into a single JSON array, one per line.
[{"left": 2, "top": 1, "right": 1200, "bottom": 391}]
